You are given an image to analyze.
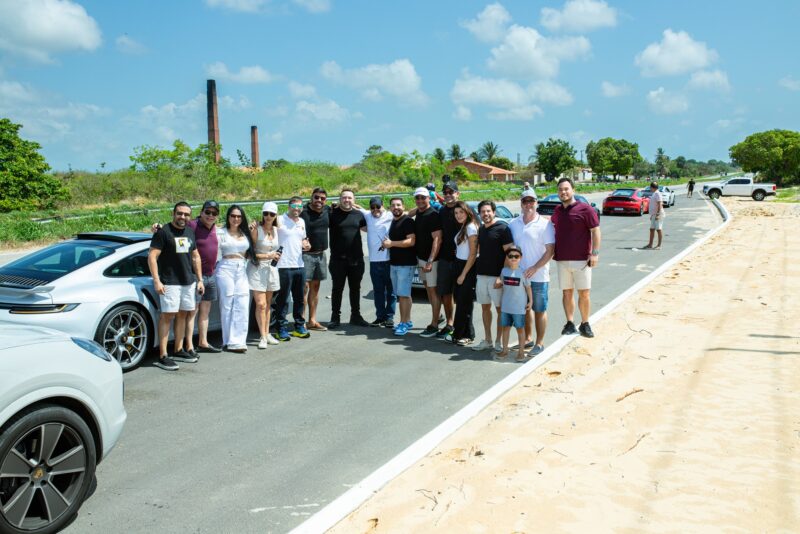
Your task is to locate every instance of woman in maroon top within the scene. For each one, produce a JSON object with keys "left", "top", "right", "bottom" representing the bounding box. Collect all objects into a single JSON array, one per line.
[{"left": 550, "top": 178, "right": 601, "bottom": 339}]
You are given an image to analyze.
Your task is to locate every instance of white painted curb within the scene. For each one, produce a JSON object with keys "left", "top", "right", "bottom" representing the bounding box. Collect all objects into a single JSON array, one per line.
[{"left": 291, "top": 198, "right": 732, "bottom": 534}]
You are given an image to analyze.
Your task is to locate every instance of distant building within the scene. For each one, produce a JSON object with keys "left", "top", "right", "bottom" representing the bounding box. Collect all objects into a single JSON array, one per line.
[{"left": 448, "top": 159, "right": 517, "bottom": 182}]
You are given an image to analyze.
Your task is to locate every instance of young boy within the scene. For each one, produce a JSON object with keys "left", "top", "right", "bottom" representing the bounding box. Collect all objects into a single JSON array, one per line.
[{"left": 494, "top": 246, "right": 533, "bottom": 362}]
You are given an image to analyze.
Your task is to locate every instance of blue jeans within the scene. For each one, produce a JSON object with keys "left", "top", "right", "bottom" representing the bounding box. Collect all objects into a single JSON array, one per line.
[
  {"left": 369, "top": 261, "right": 395, "bottom": 321},
  {"left": 275, "top": 267, "right": 306, "bottom": 330}
]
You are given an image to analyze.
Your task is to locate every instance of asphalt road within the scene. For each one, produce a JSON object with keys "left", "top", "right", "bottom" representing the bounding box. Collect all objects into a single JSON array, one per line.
[{"left": 7, "top": 190, "right": 719, "bottom": 533}]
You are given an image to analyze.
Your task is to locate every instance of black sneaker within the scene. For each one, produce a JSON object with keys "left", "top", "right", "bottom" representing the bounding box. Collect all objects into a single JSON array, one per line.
[
  {"left": 579, "top": 322, "right": 595, "bottom": 338},
  {"left": 369, "top": 318, "right": 383, "bottom": 327},
  {"left": 350, "top": 316, "right": 371, "bottom": 327},
  {"left": 561, "top": 321, "right": 578, "bottom": 335},
  {"left": 172, "top": 349, "right": 198, "bottom": 363},
  {"left": 382, "top": 319, "right": 395, "bottom": 329},
  {"left": 328, "top": 318, "right": 341, "bottom": 329},
  {"left": 436, "top": 325, "right": 454, "bottom": 340},
  {"left": 197, "top": 344, "right": 221, "bottom": 353},
  {"left": 155, "top": 356, "right": 179, "bottom": 371},
  {"left": 419, "top": 324, "right": 439, "bottom": 338}
]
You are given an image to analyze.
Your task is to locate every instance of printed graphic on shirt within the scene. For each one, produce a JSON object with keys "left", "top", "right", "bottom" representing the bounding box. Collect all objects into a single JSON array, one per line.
[
  {"left": 503, "top": 275, "right": 521, "bottom": 287},
  {"left": 175, "top": 237, "right": 191, "bottom": 253}
]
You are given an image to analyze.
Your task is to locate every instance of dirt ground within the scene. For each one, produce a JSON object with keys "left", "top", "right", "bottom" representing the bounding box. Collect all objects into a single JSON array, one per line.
[{"left": 330, "top": 198, "right": 800, "bottom": 533}]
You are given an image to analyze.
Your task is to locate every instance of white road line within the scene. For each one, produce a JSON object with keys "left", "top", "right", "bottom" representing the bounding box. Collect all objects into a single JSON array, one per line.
[{"left": 291, "top": 198, "right": 731, "bottom": 534}]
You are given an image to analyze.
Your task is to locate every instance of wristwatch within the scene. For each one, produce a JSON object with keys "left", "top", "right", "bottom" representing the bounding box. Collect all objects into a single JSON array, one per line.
[{"left": 591, "top": 249, "right": 600, "bottom": 256}]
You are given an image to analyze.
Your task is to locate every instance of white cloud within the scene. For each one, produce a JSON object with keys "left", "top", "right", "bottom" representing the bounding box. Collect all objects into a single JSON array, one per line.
[
  {"left": 0, "top": 0, "right": 101, "bottom": 63},
  {"left": 131, "top": 93, "right": 247, "bottom": 143},
  {"left": 688, "top": 69, "right": 730, "bottom": 92},
  {"left": 115, "top": 35, "right": 147, "bottom": 55},
  {"left": 635, "top": 29, "right": 718, "bottom": 77},
  {"left": 487, "top": 106, "right": 542, "bottom": 121},
  {"left": 601, "top": 81, "right": 630, "bottom": 97},
  {"left": 265, "top": 105, "right": 289, "bottom": 117},
  {"left": 295, "top": 99, "right": 349, "bottom": 122},
  {"left": 292, "top": 0, "right": 331, "bottom": 13},
  {"left": 288, "top": 81, "right": 317, "bottom": 99},
  {"left": 269, "top": 132, "right": 284, "bottom": 144},
  {"left": 453, "top": 105, "right": 472, "bottom": 121},
  {"left": 487, "top": 25, "right": 590, "bottom": 79},
  {"left": 779, "top": 76, "right": 800, "bottom": 91},
  {"left": 707, "top": 118, "right": 745, "bottom": 137},
  {"left": 205, "top": 62, "right": 277, "bottom": 84},
  {"left": 646, "top": 87, "right": 689, "bottom": 114},
  {"left": 394, "top": 135, "right": 428, "bottom": 154},
  {"left": 461, "top": 3, "right": 511, "bottom": 43},
  {"left": 0, "top": 80, "right": 37, "bottom": 103},
  {"left": 529, "top": 80, "right": 573, "bottom": 106},
  {"left": 540, "top": 0, "right": 617, "bottom": 33},
  {"left": 450, "top": 74, "right": 565, "bottom": 121},
  {"left": 205, "top": 0, "right": 267, "bottom": 12},
  {"left": 320, "top": 59, "right": 428, "bottom": 106}
]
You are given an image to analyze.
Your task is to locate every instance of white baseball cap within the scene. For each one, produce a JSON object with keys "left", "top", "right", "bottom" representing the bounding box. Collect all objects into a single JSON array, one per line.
[
  {"left": 414, "top": 187, "right": 429, "bottom": 197},
  {"left": 261, "top": 201, "right": 278, "bottom": 213},
  {"left": 521, "top": 188, "right": 537, "bottom": 200}
]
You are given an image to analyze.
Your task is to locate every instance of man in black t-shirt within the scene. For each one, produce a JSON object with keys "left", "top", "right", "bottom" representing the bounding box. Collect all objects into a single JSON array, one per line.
[
  {"left": 148, "top": 201, "right": 205, "bottom": 371},
  {"left": 433, "top": 180, "right": 460, "bottom": 340},
  {"left": 412, "top": 186, "right": 443, "bottom": 337},
  {"left": 327, "top": 189, "right": 368, "bottom": 328},
  {"left": 383, "top": 197, "right": 416, "bottom": 336},
  {"left": 472, "top": 200, "right": 514, "bottom": 353},
  {"left": 300, "top": 187, "right": 330, "bottom": 331}
]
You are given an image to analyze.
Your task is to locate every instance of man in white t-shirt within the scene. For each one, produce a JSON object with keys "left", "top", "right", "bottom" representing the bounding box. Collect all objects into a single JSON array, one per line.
[
  {"left": 644, "top": 182, "right": 665, "bottom": 250},
  {"left": 509, "top": 188, "right": 555, "bottom": 356},
  {"left": 275, "top": 196, "right": 311, "bottom": 340},
  {"left": 359, "top": 197, "right": 396, "bottom": 327}
]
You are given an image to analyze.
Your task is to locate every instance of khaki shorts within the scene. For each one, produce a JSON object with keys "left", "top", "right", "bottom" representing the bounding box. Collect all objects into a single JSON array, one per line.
[
  {"left": 557, "top": 261, "right": 592, "bottom": 291},
  {"left": 475, "top": 275, "right": 502, "bottom": 306},
  {"left": 159, "top": 283, "right": 197, "bottom": 313},
  {"left": 417, "top": 258, "right": 438, "bottom": 287},
  {"left": 650, "top": 216, "right": 664, "bottom": 230}
]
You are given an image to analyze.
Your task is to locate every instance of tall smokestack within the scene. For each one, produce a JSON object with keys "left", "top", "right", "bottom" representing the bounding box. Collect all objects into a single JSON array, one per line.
[
  {"left": 207, "top": 80, "right": 220, "bottom": 163},
  {"left": 250, "top": 126, "right": 260, "bottom": 169}
]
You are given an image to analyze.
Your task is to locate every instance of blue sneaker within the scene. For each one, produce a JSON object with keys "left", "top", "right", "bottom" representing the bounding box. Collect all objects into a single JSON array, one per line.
[
  {"left": 394, "top": 323, "right": 409, "bottom": 336},
  {"left": 291, "top": 325, "right": 310, "bottom": 338},
  {"left": 277, "top": 329, "right": 291, "bottom": 342},
  {"left": 405, "top": 321, "right": 413, "bottom": 330}
]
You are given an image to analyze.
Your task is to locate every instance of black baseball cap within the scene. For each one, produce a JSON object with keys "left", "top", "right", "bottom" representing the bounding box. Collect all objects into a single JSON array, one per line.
[
  {"left": 442, "top": 181, "right": 459, "bottom": 193},
  {"left": 369, "top": 196, "right": 383, "bottom": 208},
  {"left": 202, "top": 200, "right": 220, "bottom": 211}
]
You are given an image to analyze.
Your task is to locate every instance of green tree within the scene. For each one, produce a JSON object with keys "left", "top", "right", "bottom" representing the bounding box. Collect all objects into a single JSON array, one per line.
[
  {"left": 729, "top": 129, "right": 800, "bottom": 186},
  {"left": 586, "top": 138, "right": 642, "bottom": 179},
  {"left": 469, "top": 151, "right": 484, "bottom": 162},
  {"left": 447, "top": 144, "right": 464, "bottom": 161},
  {"left": 632, "top": 159, "right": 654, "bottom": 179},
  {"left": 479, "top": 141, "right": 501, "bottom": 160},
  {"left": 0, "top": 118, "right": 68, "bottom": 212},
  {"left": 534, "top": 138, "right": 577, "bottom": 182},
  {"left": 432, "top": 147, "right": 446, "bottom": 163},
  {"left": 654, "top": 147, "right": 670, "bottom": 177},
  {"left": 586, "top": 140, "right": 615, "bottom": 179},
  {"left": 486, "top": 156, "right": 515, "bottom": 170}
]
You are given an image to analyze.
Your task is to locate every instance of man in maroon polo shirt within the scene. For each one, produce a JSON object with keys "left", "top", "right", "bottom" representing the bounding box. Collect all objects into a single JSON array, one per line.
[{"left": 550, "top": 178, "right": 601, "bottom": 338}]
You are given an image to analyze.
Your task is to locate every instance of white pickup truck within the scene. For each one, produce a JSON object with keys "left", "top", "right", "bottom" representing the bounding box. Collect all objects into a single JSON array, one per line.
[{"left": 702, "top": 176, "right": 777, "bottom": 201}]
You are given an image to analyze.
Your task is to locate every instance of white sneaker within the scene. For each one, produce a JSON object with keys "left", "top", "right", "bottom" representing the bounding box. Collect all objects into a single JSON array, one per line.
[
  {"left": 494, "top": 340, "right": 503, "bottom": 353},
  {"left": 258, "top": 337, "right": 268, "bottom": 349},
  {"left": 265, "top": 333, "right": 280, "bottom": 345},
  {"left": 471, "top": 339, "right": 493, "bottom": 351}
]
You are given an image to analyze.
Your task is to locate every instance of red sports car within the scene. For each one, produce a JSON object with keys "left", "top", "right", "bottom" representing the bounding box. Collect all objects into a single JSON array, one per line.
[{"left": 602, "top": 188, "right": 650, "bottom": 216}]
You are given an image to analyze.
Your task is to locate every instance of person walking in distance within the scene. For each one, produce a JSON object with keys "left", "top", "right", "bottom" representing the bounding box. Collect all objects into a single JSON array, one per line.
[
  {"left": 509, "top": 188, "right": 555, "bottom": 356},
  {"left": 148, "top": 202, "right": 205, "bottom": 371},
  {"left": 275, "top": 196, "right": 312, "bottom": 341},
  {"left": 472, "top": 201, "right": 514, "bottom": 353},
  {"left": 551, "top": 177, "right": 601, "bottom": 338},
  {"left": 328, "top": 189, "right": 369, "bottom": 328},
  {"left": 643, "top": 182, "right": 665, "bottom": 250},
  {"left": 449, "top": 201, "right": 478, "bottom": 345},
  {"left": 494, "top": 246, "right": 533, "bottom": 362},
  {"left": 215, "top": 205, "right": 256, "bottom": 353},
  {"left": 300, "top": 187, "right": 331, "bottom": 331},
  {"left": 413, "top": 187, "right": 444, "bottom": 338},
  {"left": 248, "top": 201, "right": 282, "bottom": 349},
  {"left": 382, "top": 198, "right": 416, "bottom": 336},
  {"left": 687, "top": 177, "right": 695, "bottom": 198},
  {"left": 360, "top": 196, "right": 396, "bottom": 327}
]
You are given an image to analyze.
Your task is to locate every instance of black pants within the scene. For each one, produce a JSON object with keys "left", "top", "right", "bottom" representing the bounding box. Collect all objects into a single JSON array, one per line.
[
  {"left": 452, "top": 258, "right": 476, "bottom": 340},
  {"left": 275, "top": 267, "right": 306, "bottom": 331},
  {"left": 329, "top": 257, "right": 365, "bottom": 320}
]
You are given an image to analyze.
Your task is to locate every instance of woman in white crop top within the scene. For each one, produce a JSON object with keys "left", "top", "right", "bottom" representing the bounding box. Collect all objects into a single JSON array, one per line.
[
  {"left": 247, "top": 201, "right": 282, "bottom": 348},
  {"left": 451, "top": 201, "right": 478, "bottom": 345},
  {"left": 214, "top": 205, "right": 255, "bottom": 352}
]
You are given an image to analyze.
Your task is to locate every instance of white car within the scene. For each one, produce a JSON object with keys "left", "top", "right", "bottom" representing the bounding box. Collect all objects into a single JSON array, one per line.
[
  {"left": 0, "top": 324, "right": 126, "bottom": 533},
  {"left": 640, "top": 185, "right": 676, "bottom": 207}
]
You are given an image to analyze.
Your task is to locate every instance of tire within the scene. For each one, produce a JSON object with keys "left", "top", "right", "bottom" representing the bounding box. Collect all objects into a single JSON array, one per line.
[
  {"left": 95, "top": 304, "right": 151, "bottom": 371},
  {"left": 0, "top": 405, "right": 97, "bottom": 534},
  {"left": 752, "top": 190, "right": 765, "bottom": 201},
  {"left": 708, "top": 190, "right": 721, "bottom": 199}
]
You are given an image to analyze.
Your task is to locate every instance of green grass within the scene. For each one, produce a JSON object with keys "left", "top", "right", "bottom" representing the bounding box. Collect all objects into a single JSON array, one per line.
[{"left": 775, "top": 186, "right": 800, "bottom": 203}]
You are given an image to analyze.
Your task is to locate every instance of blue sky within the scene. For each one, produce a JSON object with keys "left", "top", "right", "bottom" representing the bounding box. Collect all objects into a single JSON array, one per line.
[{"left": 1, "top": 0, "right": 798, "bottom": 171}]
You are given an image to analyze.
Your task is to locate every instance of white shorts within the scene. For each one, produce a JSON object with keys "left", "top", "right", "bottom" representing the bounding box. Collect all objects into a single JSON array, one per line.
[
  {"left": 475, "top": 275, "right": 502, "bottom": 306},
  {"left": 650, "top": 216, "right": 664, "bottom": 230},
  {"left": 247, "top": 261, "right": 281, "bottom": 292},
  {"left": 417, "top": 258, "right": 438, "bottom": 287},
  {"left": 557, "top": 261, "right": 592, "bottom": 291},
  {"left": 159, "top": 283, "right": 197, "bottom": 313}
]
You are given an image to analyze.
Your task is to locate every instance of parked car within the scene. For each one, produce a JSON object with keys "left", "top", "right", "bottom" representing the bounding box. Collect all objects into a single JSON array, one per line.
[
  {"left": 602, "top": 188, "right": 650, "bottom": 216},
  {"left": 0, "top": 323, "right": 126, "bottom": 533},
  {"left": 0, "top": 232, "right": 218, "bottom": 371},
  {"left": 536, "top": 194, "right": 601, "bottom": 217},
  {"left": 702, "top": 176, "right": 776, "bottom": 201},
  {"left": 640, "top": 185, "right": 676, "bottom": 207}
]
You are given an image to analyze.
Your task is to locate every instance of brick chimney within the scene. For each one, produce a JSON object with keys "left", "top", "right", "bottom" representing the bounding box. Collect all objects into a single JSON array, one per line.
[
  {"left": 250, "top": 126, "right": 259, "bottom": 169},
  {"left": 207, "top": 80, "right": 220, "bottom": 163}
]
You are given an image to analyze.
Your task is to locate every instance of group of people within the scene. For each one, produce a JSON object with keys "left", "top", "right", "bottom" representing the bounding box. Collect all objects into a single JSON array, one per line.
[{"left": 148, "top": 176, "right": 601, "bottom": 371}]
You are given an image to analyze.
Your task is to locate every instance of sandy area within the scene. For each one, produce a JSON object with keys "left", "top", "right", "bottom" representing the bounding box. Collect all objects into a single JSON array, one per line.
[{"left": 330, "top": 198, "right": 800, "bottom": 533}]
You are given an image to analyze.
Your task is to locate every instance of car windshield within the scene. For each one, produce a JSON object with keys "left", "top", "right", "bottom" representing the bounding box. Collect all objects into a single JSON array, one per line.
[
  {"left": 2, "top": 241, "right": 117, "bottom": 280},
  {"left": 542, "top": 194, "right": 560, "bottom": 202},
  {"left": 640, "top": 190, "right": 654, "bottom": 197},
  {"left": 611, "top": 189, "right": 636, "bottom": 197}
]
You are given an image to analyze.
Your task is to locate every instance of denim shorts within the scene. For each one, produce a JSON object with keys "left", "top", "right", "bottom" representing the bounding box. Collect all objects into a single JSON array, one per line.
[
  {"left": 303, "top": 252, "right": 327, "bottom": 281},
  {"left": 390, "top": 265, "right": 415, "bottom": 297},
  {"left": 197, "top": 274, "right": 218, "bottom": 302},
  {"left": 531, "top": 281, "right": 549, "bottom": 313},
  {"left": 500, "top": 312, "right": 525, "bottom": 329}
]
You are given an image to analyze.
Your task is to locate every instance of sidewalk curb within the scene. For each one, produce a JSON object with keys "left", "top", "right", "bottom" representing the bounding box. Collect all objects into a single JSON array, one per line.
[{"left": 291, "top": 197, "right": 732, "bottom": 534}]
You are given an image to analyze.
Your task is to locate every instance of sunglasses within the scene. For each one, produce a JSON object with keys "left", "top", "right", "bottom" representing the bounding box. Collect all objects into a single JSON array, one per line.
[
  {"left": 175, "top": 211, "right": 191, "bottom": 217},
  {"left": 507, "top": 254, "right": 521, "bottom": 259},
  {"left": 289, "top": 203, "right": 303, "bottom": 209},
  {"left": 203, "top": 210, "right": 219, "bottom": 216},
  {"left": 443, "top": 190, "right": 455, "bottom": 195},
  {"left": 313, "top": 195, "right": 327, "bottom": 201},
  {"left": 370, "top": 206, "right": 381, "bottom": 210},
  {"left": 229, "top": 214, "right": 242, "bottom": 219},
  {"left": 522, "top": 198, "right": 537, "bottom": 204},
  {"left": 263, "top": 212, "right": 277, "bottom": 217},
  {"left": 414, "top": 195, "right": 427, "bottom": 200}
]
